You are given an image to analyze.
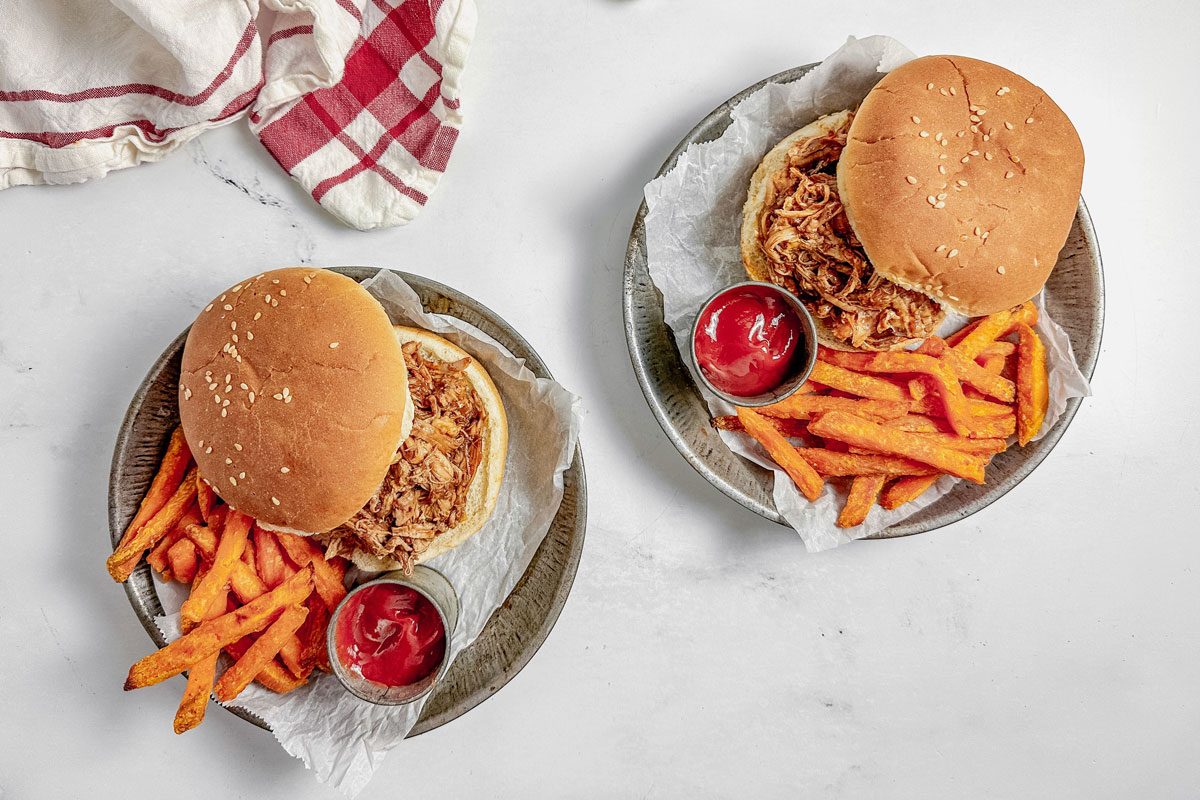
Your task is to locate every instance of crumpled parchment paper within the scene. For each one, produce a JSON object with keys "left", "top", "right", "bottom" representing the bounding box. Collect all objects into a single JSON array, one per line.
[
  {"left": 155, "top": 269, "right": 582, "bottom": 796},
  {"left": 643, "top": 35, "right": 1091, "bottom": 551}
]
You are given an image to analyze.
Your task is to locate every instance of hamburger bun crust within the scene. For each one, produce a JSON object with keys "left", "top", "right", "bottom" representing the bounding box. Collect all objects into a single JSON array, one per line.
[
  {"left": 179, "top": 268, "right": 412, "bottom": 533},
  {"left": 344, "top": 326, "right": 509, "bottom": 572},
  {"left": 838, "top": 55, "right": 1084, "bottom": 316},
  {"left": 740, "top": 110, "right": 927, "bottom": 351}
]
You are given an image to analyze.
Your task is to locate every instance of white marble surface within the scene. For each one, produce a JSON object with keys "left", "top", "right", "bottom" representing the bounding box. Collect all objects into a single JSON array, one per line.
[{"left": 2, "top": 1, "right": 1198, "bottom": 797}]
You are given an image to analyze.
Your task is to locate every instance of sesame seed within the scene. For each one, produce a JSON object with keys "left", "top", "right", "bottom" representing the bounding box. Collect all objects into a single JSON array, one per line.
[
  {"left": 996, "top": 87, "right": 1008, "bottom": 96},
  {"left": 246, "top": 331, "right": 253, "bottom": 341},
  {"left": 271, "top": 496, "right": 281, "bottom": 506},
  {"left": 271, "top": 299, "right": 278, "bottom": 307},
  {"left": 213, "top": 394, "right": 221, "bottom": 404},
  {"left": 977, "top": 109, "right": 987, "bottom": 116},
  {"left": 911, "top": 115, "right": 921, "bottom": 124},
  {"left": 956, "top": 130, "right": 966, "bottom": 138},
  {"left": 284, "top": 395, "right": 292, "bottom": 404},
  {"left": 934, "top": 201, "right": 945, "bottom": 209},
  {"left": 935, "top": 244, "right": 947, "bottom": 253},
  {"left": 249, "top": 391, "right": 256, "bottom": 403},
  {"left": 1005, "top": 121, "right": 1015, "bottom": 130},
  {"left": 969, "top": 150, "right": 980, "bottom": 156},
  {"left": 936, "top": 193, "right": 947, "bottom": 200},
  {"left": 927, "top": 82, "right": 935, "bottom": 90},
  {"left": 281, "top": 467, "right": 290, "bottom": 473},
  {"left": 240, "top": 383, "right": 248, "bottom": 390},
  {"left": 220, "top": 295, "right": 227, "bottom": 302},
  {"left": 232, "top": 334, "right": 239, "bottom": 343},
  {"left": 279, "top": 289, "right": 287, "bottom": 297},
  {"left": 273, "top": 393, "right": 283, "bottom": 400},
  {"left": 1005, "top": 171, "right": 1015, "bottom": 179},
  {"left": 224, "top": 385, "right": 232, "bottom": 394},
  {"left": 982, "top": 231, "right": 989, "bottom": 240},
  {"left": 982, "top": 134, "right": 990, "bottom": 142},
  {"left": 303, "top": 275, "right": 313, "bottom": 284},
  {"left": 254, "top": 312, "right": 262, "bottom": 321},
  {"left": 997, "top": 266, "right": 1006, "bottom": 274},
  {"left": 970, "top": 114, "right": 981, "bottom": 123},
  {"left": 264, "top": 294, "right": 271, "bottom": 303},
  {"left": 232, "top": 284, "right": 243, "bottom": 292},
  {"left": 948, "top": 248, "right": 959, "bottom": 258},
  {"left": 225, "top": 458, "right": 233, "bottom": 465},
  {"left": 940, "top": 154, "right": 947, "bottom": 160},
  {"left": 205, "top": 303, "right": 214, "bottom": 312},
  {"left": 935, "top": 288, "right": 945, "bottom": 297},
  {"left": 959, "top": 180, "right": 969, "bottom": 187},
  {"left": 222, "top": 399, "right": 230, "bottom": 407},
  {"left": 939, "top": 88, "right": 948, "bottom": 96},
  {"left": 961, "top": 156, "right": 970, "bottom": 163},
  {"left": 231, "top": 321, "right": 237, "bottom": 331},
  {"left": 239, "top": 472, "right": 246, "bottom": 480},
  {"left": 919, "top": 130, "right": 929, "bottom": 138},
  {"left": 205, "top": 446, "right": 213, "bottom": 454},
  {"left": 329, "top": 341, "right": 340, "bottom": 348},
  {"left": 970, "top": 125, "right": 979, "bottom": 133},
  {"left": 234, "top": 443, "right": 243, "bottom": 451},
  {"left": 927, "top": 195, "right": 937, "bottom": 205},
  {"left": 198, "top": 440, "right": 205, "bottom": 449},
  {"left": 949, "top": 86, "right": 956, "bottom": 96},
  {"left": 1010, "top": 155, "right": 1020, "bottom": 163},
  {"left": 974, "top": 225, "right": 982, "bottom": 235},
  {"left": 1026, "top": 117, "right": 1034, "bottom": 124},
  {"left": 229, "top": 477, "right": 237, "bottom": 487},
  {"left": 183, "top": 387, "right": 192, "bottom": 400},
  {"left": 970, "top": 104, "right": 980, "bottom": 112},
  {"left": 272, "top": 279, "right": 280, "bottom": 284},
  {"left": 225, "top": 374, "right": 231, "bottom": 383},
  {"left": 938, "top": 165, "right": 947, "bottom": 174},
  {"left": 984, "top": 152, "right": 994, "bottom": 161},
  {"left": 221, "top": 408, "right": 228, "bottom": 418},
  {"left": 223, "top": 304, "right": 233, "bottom": 311}
]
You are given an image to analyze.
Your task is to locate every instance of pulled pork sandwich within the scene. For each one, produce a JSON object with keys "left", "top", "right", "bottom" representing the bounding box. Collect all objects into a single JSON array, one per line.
[
  {"left": 741, "top": 55, "right": 1084, "bottom": 351},
  {"left": 178, "top": 267, "right": 507, "bottom": 575}
]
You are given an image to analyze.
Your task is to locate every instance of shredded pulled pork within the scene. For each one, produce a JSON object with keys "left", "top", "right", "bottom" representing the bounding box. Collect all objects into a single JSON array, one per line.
[
  {"left": 320, "top": 341, "right": 486, "bottom": 574},
  {"left": 756, "top": 112, "right": 943, "bottom": 350}
]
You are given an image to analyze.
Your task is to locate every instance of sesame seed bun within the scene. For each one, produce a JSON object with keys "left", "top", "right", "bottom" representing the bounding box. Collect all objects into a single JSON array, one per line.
[
  {"left": 344, "top": 326, "right": 508, "bottom": 572},
  {"left": 837, "top": 55, "right": 1084, "bottom": 316},
  {"left": 178, "top": 268, "right": 413, "bottom": 533}
]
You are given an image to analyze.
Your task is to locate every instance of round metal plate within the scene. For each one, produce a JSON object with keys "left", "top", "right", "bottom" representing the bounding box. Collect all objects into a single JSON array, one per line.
[
  {"left": 109, "top": 268, "right": 587, "bottom": 734},
  {"left": 623, "top": 64, "right": 1104, "bottom": 537}
]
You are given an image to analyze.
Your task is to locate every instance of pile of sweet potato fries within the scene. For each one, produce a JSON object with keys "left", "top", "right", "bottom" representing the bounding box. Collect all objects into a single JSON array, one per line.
[
  {"left": 715, "top": 302, "right": 1049, "bottom": 527},
  {"left": 106, "top": 428, "right": 348, "bottom": 733}
]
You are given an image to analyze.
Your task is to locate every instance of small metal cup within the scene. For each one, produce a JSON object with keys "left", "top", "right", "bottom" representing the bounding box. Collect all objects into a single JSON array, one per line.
[
  {"left": 327, "top": 565, "right": 460, "bottom": 705},
  {"left": 689, "top": 281, "right": 819, "bottom": 408}
]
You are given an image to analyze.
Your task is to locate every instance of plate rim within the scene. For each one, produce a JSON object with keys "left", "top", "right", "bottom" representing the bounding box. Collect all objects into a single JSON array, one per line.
[
  {"left": 622, "top": 63, "right": 1105, "bottom": 537},
  {"left": 108, "top": 267, "right": 587, "bottom": 736}
]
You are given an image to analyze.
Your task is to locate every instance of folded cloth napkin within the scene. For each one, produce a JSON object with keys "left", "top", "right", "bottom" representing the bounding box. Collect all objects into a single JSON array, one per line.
[{"left": 0, "top": 0, "right": 476, "bottom": 229}]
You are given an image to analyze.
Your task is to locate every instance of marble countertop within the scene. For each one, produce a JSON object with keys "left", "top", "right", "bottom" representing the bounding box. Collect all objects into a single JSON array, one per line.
[{"left": 2, "top": 1, "right": 1198, "bottom": 797}]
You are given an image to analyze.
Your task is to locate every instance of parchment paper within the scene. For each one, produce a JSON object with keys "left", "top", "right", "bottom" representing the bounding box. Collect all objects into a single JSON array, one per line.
[
  {"left": 155, "top": 269, "right": 582, "bottom": 796},
  {"left": 643, "top": 35, "right": 1090, "bottom": 551}
]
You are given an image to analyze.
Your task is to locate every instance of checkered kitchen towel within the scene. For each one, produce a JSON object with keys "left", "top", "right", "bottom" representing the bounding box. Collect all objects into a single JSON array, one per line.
[{"left": 0, "top": 0, "right": 476, "bottom": 230}]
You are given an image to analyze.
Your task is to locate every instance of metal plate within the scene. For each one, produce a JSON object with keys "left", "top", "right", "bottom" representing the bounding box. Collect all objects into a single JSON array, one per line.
[
  {"left": 623, "top": 64, "right": 1104, "bottom": 537},
  {"left": 109, "top": 268, "right": 587, "bottom": 734}
]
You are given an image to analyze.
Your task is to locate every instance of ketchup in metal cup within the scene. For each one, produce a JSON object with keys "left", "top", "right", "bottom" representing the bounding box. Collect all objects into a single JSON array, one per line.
[
  {"left": 693, "top": 285, "right": 806, "bottom": 397},
  {"left": 334, "top": 583, "right": 446, "bottom": 687}
]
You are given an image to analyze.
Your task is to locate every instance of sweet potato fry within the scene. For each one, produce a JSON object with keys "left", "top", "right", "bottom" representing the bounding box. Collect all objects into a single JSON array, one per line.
[
  {"left": 969, "top": 414, "right": 1017, "bottom": 439},
  {"left": 173, "top": 565, "right": 226, "bottom": 734},
  {"left": 148, "top": 501, "right": 203, "bottom": 574},
  {"left": 230, "top": 560, "right": 268, "bottom": 604},
  {"left": 180, "top": 510, "right": 252, "bottom": 630},
  {"left": 907, "top": 378, "right": 928, "bottom": 402},
  {"left": 713, "top": 415, "right": 809, "bottom": 438},
  {"left": 275, "top": 532, "right": 348, "bottom": 610},
  {"left": 214, "top": 605, "right": 309, "bottom": 703},
  {"left": 809, "top": 360, "right": 908, "bottom": 402},
  {"left": 978, "top": 354, "right": 1007, "bottom": 374},
  {"left": 817, "top": 349, "right": 977, "bottom": 436},
  {"left": 185, "top": 523, "right": 218, "bottom": 561},
  {"left": 108, "top": 466, "right": 199, "bottom": 582},
  {"left": 863, "top": 432, "right": 1006, "bottom": 456},
  {"left": 880, "top": 475, "right": 941, "bottom": 509},
  {"left": 125, "top": 567, "right": 314, "bottom": 690},
  {"left": 945, "top": 320, "right": 980, "bottom": 347},
  {"left": 226, "top": 630, "right": 311, "bottom": 692},
  {"left": 114, "top": 427, "right": 191, "bottom": 554},
  {"left": 837, "top": 476, "right": 886, "bottom": 528},
  {"left": 254, "top": 528, "right": 290, "bottom": 590},
  {"left": 952, "top": 301, "right": 1038, "bottom": 359},
  {"left": 759, "top": 393, "right": 909, "bottom": 422},
  {"left": 910, "top": 393, "right": 1011, "bottom": 420},
  {"left": 883, "top": 415, "right": 943, "bottom": 433},
  {"left": 808, "top": 412, "right": 987, "bottom": 483},
  {"left": 795, "top": 449, "right": 938, "bottom": 477},
  {"left": 977, "top": 341, "right": 1017, "bottom": 360},
  {"left": 298, "top": 596, "right": 332, "bottom": 673},
  {"left": 1015, "top": 323, "right": 1049, "bottom": 446},
  {"left": 241, "top": 535, "right": 256, "bottom": 569},
  {"left": 167, "top": 538, "right": 199, "bottom": 585},
  {"left": 196, "top": 475, "right": 218, "bottom": 522},
  {"left": 735, "top": 407, "right": 824, "bottom": 501},
  {"left": 917, "top": 337, "right": 1015, "bottom": 402}
]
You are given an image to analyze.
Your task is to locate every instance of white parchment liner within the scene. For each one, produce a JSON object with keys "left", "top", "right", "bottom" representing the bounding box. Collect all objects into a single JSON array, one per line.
[
  {"left": 644, "top": 35, "right": 1091, "bottom": 551},
  {"left": 154, "top": 269, "right": 582, "bottom": 796}
]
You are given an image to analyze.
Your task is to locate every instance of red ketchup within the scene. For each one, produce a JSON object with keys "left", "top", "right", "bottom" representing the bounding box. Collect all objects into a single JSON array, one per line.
[
  {"left": 334, "top": 584, "right": 446, "bottom": 687},
  {"left": 693, "top": 285, "right": 806, "bottom": 396}
]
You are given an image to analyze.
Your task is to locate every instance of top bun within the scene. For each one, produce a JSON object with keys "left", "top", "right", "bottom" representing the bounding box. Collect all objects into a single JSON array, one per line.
[
  {"left": 837, "top": 55, "right": 1084, "bottom": 316},
  {"left": 178, "top": 268, "right": 413, "bottom": 533}
]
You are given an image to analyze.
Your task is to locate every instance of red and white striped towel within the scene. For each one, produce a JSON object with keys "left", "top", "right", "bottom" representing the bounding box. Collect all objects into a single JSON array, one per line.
[{"left": 0, "top": 0, "right": 476, "bottom": 230}]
